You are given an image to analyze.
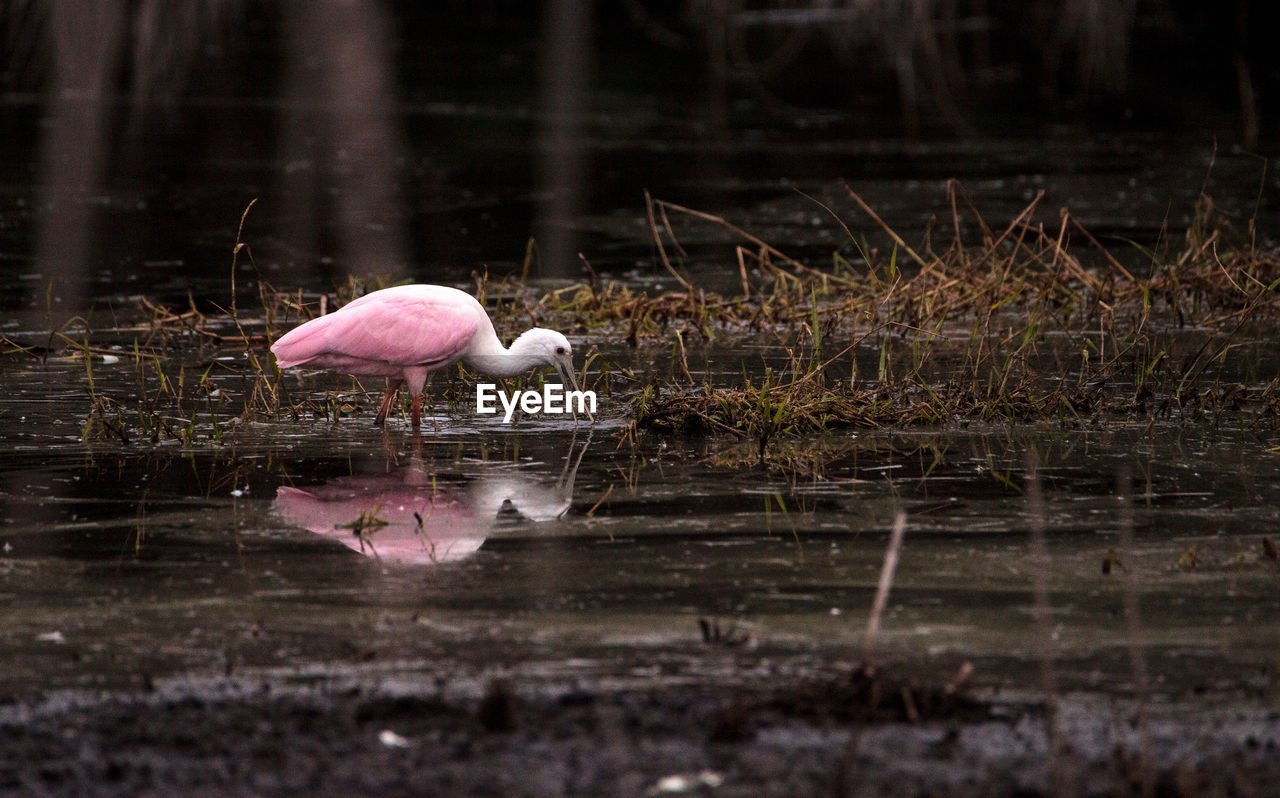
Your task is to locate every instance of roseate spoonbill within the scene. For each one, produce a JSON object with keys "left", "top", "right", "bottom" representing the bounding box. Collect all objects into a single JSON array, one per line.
[{"left": 271, "top": 284, "right": 587, "bottom": 427}]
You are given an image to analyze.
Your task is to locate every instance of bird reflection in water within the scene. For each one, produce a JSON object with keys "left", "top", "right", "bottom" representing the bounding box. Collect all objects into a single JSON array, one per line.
[{"left": 275, "top": 437, "right": 589, "bottom": 565}]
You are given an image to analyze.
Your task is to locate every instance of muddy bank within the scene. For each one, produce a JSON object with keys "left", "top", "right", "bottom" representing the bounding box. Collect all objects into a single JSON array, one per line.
[{"left": 3, "top": 666, "right": 1277, "bottom": 797}]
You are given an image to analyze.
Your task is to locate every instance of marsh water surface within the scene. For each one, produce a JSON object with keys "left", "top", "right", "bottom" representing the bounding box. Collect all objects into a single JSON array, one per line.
[{"left": 3, "top": 335, "right": 1279, "bottom": 705}]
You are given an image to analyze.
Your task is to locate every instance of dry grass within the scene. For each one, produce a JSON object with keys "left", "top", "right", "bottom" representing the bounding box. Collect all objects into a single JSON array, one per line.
[{"left": 611, "top": 183, "right": 1280, "bottom": 444}]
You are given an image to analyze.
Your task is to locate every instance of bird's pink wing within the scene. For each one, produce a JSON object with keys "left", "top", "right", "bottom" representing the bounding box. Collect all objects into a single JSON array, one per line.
[{"left": 273, "top": 291, "right": 479, "bottom": 369}]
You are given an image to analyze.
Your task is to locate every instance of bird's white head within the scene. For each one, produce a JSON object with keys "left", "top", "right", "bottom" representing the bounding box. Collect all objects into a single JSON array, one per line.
[
  {"left": 509, "top": 328, "right": 579, "bottom": 386},
  {"left": 465, "top": 327, "right": 593, "bottom": 423},
  {"left": 509, "top": 329, "right": 592, "bottom": 422}
]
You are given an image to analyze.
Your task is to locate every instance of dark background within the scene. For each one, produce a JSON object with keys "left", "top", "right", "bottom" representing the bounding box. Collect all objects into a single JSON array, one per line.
[{"left": 1, "top": 1, "right": 1277, "bottom": 321}]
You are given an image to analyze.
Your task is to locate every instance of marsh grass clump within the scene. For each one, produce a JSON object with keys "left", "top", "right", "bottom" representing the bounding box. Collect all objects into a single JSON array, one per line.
[
  {"left": 611, "top": 182, "right": 1280, "bottom": 443},
  {"left": 478, "top": 182, "right": 1279, "bottom": 360},
  {"left": 631, "top": 336, "right": 1128, "bottom": 451}
]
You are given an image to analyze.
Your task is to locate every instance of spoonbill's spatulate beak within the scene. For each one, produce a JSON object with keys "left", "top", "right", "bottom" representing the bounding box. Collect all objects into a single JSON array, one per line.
[{"left": 556, "top": 355, "right": 594, "bottom": 424}]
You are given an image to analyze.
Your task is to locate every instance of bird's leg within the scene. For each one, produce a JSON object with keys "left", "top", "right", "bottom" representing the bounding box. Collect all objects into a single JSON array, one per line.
[
  {"left": 400, "top": 366, "right": 430, "bottom": 431},
  {"left": 373, "top": 379, "right": 402, "bottom": 427}
]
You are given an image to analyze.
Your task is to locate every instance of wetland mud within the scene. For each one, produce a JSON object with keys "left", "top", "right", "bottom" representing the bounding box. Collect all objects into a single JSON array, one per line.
[{"left": 4, "top": 672, "right": 1279, "bottom": 797}]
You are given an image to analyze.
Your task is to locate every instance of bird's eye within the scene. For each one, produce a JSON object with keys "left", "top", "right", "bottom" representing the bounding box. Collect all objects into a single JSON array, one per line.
[{"left": 555, "top": 346, "right": 566, "bottom": 355}]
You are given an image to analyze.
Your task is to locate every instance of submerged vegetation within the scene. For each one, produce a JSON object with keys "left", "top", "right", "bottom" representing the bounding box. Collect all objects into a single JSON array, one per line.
[{"left": 5, "top": 181, "right": 1280, "bottom": 449}]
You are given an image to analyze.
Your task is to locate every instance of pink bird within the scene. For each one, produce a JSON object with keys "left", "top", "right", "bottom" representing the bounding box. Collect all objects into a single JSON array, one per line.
[{"left": 271, "top": 284, "right": 586, "bottom": 427}]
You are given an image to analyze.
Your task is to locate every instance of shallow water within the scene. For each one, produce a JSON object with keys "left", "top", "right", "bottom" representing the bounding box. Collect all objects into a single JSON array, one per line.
[{"left": 3, "top": 336, "right": 1279, "bottom": 707}]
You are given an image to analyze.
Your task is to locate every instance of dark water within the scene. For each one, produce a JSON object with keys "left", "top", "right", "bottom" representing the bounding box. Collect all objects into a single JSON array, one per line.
[
  {"left": 2, "top": 6, "right": 1279, "bottom": 717},
  {"left": 3, "top": 339, "right": 1280, "bottom": 703}
]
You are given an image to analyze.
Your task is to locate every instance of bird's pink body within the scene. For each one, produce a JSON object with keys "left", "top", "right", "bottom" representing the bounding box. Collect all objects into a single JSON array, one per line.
[
  {"left": 271, "top": 284, "right": 582, "bottom": 427},
  {"left": 273, "top": 285, "right": 486, "bottom": 390}
]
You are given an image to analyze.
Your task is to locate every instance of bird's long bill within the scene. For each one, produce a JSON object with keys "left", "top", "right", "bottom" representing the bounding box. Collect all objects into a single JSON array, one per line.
[{"left": 556, "top": 356, "right": 594, "bottom": 424}]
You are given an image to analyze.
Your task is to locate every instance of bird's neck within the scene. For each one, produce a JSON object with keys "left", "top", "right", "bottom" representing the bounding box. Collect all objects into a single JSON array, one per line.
[{"left": 463, "top": 330, "right": 544, "bottom": 378}]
